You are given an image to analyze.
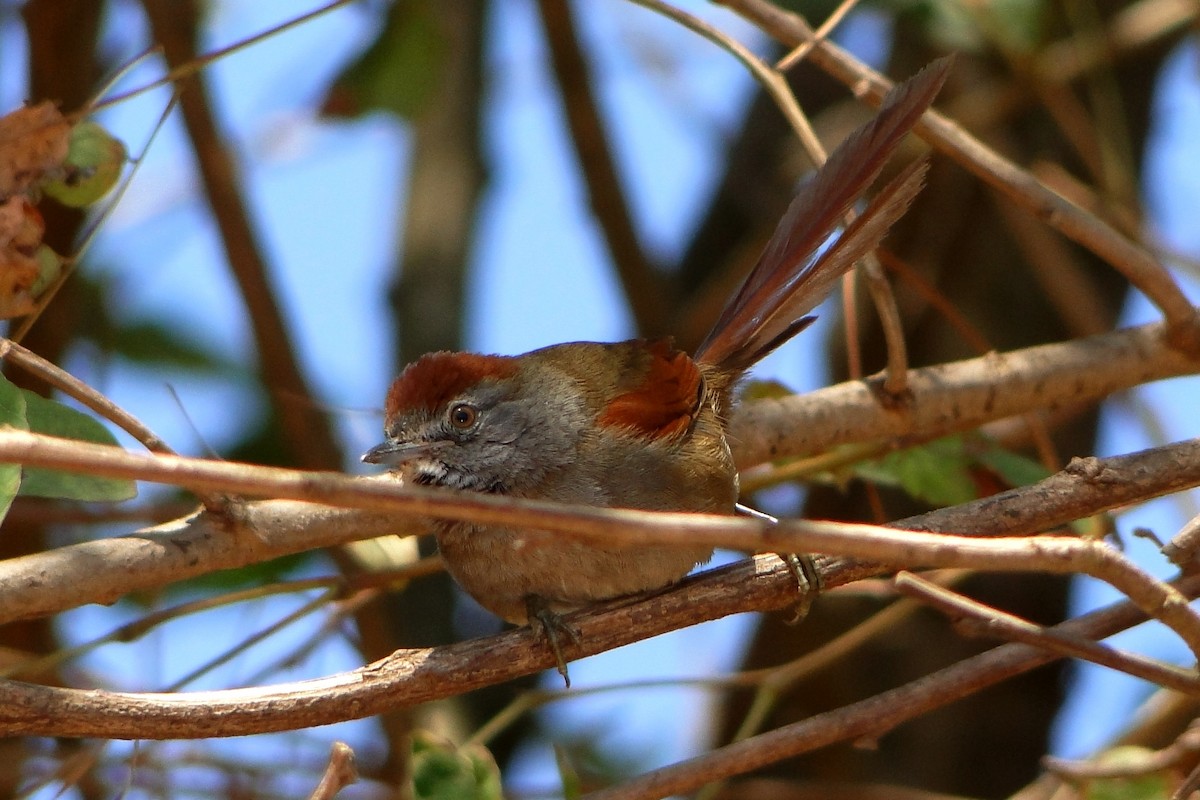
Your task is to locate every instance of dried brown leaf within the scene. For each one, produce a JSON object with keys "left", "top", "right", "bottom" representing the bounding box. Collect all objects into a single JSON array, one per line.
[
  {"left": 0, "top": 196, "right": 47, "bottom": 318},
  {"left": 0, "top": 102, "right": 72, "bottom": 199}
]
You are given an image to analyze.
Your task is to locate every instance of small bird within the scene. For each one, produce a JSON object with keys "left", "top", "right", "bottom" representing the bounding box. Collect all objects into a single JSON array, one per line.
[{"left": 364, "top": 60, "right": 949, "bottom": 683}]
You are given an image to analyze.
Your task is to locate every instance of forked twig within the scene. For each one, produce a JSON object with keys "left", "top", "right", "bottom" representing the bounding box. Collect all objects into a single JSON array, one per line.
[
  {"left": 630, "top": 0, "right": 914, "bottom": 392},
  {"left": 895, "top": 571, "right": 1200, "bottom": 695},
  {"left": 716, "top": 0, "right": 1200, "bottom": 351}
]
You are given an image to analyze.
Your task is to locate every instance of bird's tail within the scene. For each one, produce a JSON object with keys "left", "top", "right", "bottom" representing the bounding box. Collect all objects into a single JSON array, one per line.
[{"left": 693, "top": 57, "right": 951, "bottom": 378}]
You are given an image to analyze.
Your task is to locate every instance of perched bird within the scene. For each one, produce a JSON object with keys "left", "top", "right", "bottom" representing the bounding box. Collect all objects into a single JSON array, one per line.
[{"left": 364, "top": 60, "right": 948, "bottom": 683}]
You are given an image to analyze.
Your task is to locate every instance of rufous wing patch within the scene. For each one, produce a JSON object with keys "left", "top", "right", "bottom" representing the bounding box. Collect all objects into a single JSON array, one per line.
[
  {"left": 385, "top": 352, "right": 518, "bottom": 417},
  {"left": 597, "top": 339, "right": 703, "bottom": 440}
]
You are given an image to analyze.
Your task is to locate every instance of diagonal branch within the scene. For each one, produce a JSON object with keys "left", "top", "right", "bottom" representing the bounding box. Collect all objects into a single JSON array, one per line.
[
  {"left": 715, "top": 0, "right": 1200, "bottom": 351},
  {"left": 141, "top": 0, "right": 342, "bottom": 470},
  {"left": 583, "top": 571, "right": 1200, "bottom": 800},
  {"left": 534, "top": 0, "right": 671, "bottom": 335},
  {"left": 1, "top": 430, "right": 1200, "bottom": 626},
  {"left": 730, "top": 317, "right": 1200, "bottom": 468},
  {"left": 1, "top": 558, "right": 1195, "bottom": 751},
  {"left": 894, "top": 571, "right": 1200, "bottom": 695}
]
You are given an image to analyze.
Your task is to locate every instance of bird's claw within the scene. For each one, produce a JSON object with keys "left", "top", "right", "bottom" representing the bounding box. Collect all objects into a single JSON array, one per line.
[
  {"left": 525, "top": 595, "right": 581, "bottom": 688},
  {"left": 781, "top": 552, "right": 822, "bottom": 625},
  {"left": 735, "top": 504, "right": 822, "bottom": 624}
]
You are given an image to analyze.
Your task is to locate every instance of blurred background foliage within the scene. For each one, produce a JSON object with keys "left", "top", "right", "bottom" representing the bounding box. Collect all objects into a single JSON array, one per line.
[{"left": 1, "top": 0, "right": 1198, "bottom": 797}]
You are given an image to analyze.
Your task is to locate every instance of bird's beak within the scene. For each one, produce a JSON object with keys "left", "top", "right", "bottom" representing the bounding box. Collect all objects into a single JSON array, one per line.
[{"left": 360, "top": 440, "right": 443, "bottom": 467}]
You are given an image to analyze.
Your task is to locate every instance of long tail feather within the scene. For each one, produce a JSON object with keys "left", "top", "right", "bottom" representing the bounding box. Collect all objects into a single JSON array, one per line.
[
  {"left": 694, "top": 57, "right": 951, "bottom": 374},
  {"left": 739, "top": 158, "right": 930, "bottom": 365}
]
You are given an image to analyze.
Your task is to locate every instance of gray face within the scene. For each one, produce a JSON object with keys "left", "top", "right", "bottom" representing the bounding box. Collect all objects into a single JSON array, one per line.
[{"left": 363, "top": 377, "right": 586, "bottom": 496}]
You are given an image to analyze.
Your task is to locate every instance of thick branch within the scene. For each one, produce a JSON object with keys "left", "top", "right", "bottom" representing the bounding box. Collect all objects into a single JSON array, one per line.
[
  {"left": 730, "top": 318, "right": 1198, "bottom": 468},
  {"left": 583, "top": 572, "right": 1200, "bottom": 800},
  {"left": 715, "top": 0, "right": 1200, "bottom": 350},
  {"left": 3, "top": 558, "right": 1197, "bottom": 742},
  {"left": 0, "top": 431, "right": 1198, "bottom": 626},
  {"left": 0, "top": 500, "right": 417, "bottom": 623},
  {"left": 0, "top": 555, "right": 798, "bottom": 738}
]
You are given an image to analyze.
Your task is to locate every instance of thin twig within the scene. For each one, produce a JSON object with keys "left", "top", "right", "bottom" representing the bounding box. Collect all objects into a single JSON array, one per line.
[
  {"left": 141, "top": 0, "right": 343, "bottom": 471},
  {"left": 859, "top": 255, "right": 911, "bottom": 395},
  {"left": 1042, "top": 721, "right": 1200, "bottom": 779},
  {"left": 716, "top": 0, "right": 1200, "bottom": 352},
  {"left": 91, "top": 0, "right": 358, "bottom": 114},
  {"left": 165, "top": 588, "right": 338, "bottom": 691},
  {"left": 307, "top": 742, "right": 358, "bottom": 800},
  {"left": 590, "top": 574, "right": 1200, "bottom": 800},
  {"left": 723, "top": 591, "right": 928, "bottom": 753},
  {"left": 775, "top": 0, "right": 861, "bottom": 71},
  {"left": 0, "top": 335, "right": 226, "bottom": 512},
  {"left": 534, "top": 0, "right": 670, "bottom": 335},
  {"left": 895, "top": 571, "right": 1200, "bottom": 695},
  {"left": 630, "top": 0, "right": 913, "bottom": 390},
  {"left": 1174, "top": 759, "right": 1200, "bottom": 800},
  {"left": 0, "top": 339, "right": 174, "bottom": 455}
]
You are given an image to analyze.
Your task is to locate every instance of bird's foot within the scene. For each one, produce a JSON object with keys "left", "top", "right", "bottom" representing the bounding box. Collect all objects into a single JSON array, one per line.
[
  {"left": 780, "top": 552, "right": 822, "bottom": 625},
  {"left": 525, "top": 594, "right": 581, "bottom": 688},
  {"left": 735, "top": 503, "right": 822, "bottom": 624}
]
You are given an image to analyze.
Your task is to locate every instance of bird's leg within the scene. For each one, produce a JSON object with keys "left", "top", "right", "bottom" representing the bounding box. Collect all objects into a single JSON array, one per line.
[
  {"left": 525, "top": 594, "right": 581, "bottom": 688},
  {"left": 735, "top": 503, "right": 823, "bottom": 624}
]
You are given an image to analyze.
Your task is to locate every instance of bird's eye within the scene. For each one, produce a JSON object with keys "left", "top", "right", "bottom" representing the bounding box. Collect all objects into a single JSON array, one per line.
[{"left": 448, "top": 403, "right": 478, "bottom": 429}]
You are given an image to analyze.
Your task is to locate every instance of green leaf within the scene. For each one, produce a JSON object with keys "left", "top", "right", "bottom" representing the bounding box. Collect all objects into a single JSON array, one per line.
[
  {"left": 18, "top": 390, "right": 136, "bottom": 502},
  {"left": 853, "top": 435, "right": 1053, "bottom": 508},
  {"left": 1083, "top": 747, "right": 1172, "bottom": 800},
  {"left": 554, "top": 744, "right": 583, "bottom": 800},
  {"left": 411, "top": 732, "right": 502, "bottom": 800},
  {"left": 0, "top": 373, "right": 27, "bottom": 427},
  {"left": 31, "top": 245, "right": 65, "bottom": 298},
  {"left": 0, "top": 374, "right": 28, "bottom": 522},
  {"left": 977, "top": 444, "right": 1052, "bottom": 488},
  {"left": 855, "top": 436, "right": 978, "bottom": 507},
  {"left": 739, "top": 379, "right": 795, "bottom": 402},
  {"left": 108, "top": 318, "right": 238, "bottom": 373},
  {"left": 322, "top": 0, "right": 447, "bottom": 118},
  {"left": 40, "top": 121, "right": 127, "bottom": 207}
]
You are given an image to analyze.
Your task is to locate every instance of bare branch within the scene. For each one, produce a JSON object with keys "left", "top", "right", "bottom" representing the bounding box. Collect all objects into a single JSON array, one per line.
[
  {"left": 0, "top": 498, "right": 418, "bottom": 624},
  {"left": 730, "top": 318, "right": 1199, "bottom": 468},
  {"left": 0, "top": 554, "right": 801, "bottom": 738},
  {"left": 714, "top": 0, "right": 1200, "bottom": 351},
  {"left": 535, "top": 0, "right": 670, "bottom": 334},
  {"left": 582, "top": 573, "right": 1200, "bottom": 800},
  {"left": 1042, "top": 723, "right": 1200, "bottom": 779},
  {"left": 308, "top": 742, "right": 358, "bottom": 800},
  {"left": 2, "top": 429, "right": 1200, "bottom": 623},
  {"left": 1164, "top": 512, "right": 1200, "bottom": 568},
  {"left": 141, "top": 0, "right": 343, "bottom": 470},
  {"left": 895, "top": 571, "right": 1200, "bottom": 695},
  {"left": 3, "top": 563, "right": 1198, "bottom": 743}
]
